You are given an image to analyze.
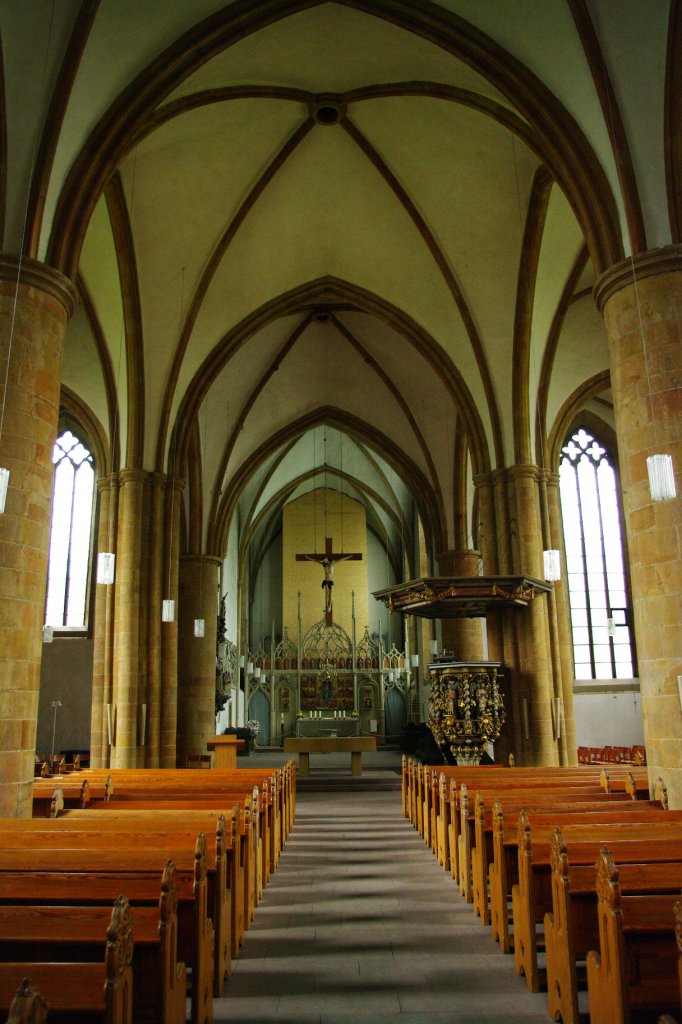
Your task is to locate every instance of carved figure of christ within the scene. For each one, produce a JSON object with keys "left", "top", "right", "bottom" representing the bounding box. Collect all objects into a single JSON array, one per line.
[{"left": 296, "top": 536, "right": 362, "bottom": 626}]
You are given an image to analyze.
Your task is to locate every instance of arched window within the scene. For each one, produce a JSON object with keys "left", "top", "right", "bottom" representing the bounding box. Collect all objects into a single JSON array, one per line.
[
  {"left": 44, "top": 429, "right": 96, "bottom": 629},
  {"left": 559, "top": 427, "right": 635, "bottom": 680}
]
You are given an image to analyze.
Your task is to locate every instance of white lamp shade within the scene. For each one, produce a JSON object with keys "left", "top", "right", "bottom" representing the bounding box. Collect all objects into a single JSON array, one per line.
[
  {"left": 161, "top": 599, "right": 175, "bottom": 622},
  {"left": 411, "top": 654, "right": 419, "bottom": 667},
  {"left": 97, "top": 551, "right": 116, "bottom": 585},
  {"left": 239, "top": 655, "right": 245, "bottom": 668},
  {"left": 194, "top": 618, "right": 205, "bottom": 637},
  {"left": 246, "top": 660, "right": 254, "bottom": 675},
  {"left": 543, "top": 549, "right": 561, "bottom": 581},
  {"left": 255, "top": 665, "right": 262, "bottom": 679},
  {"left": 42, "top": 624, "right": 54, "bottom": 644},
  {"left": 647, "top": 453, "right": 676, "bottom": 501},
  {"left": 0, "top": 467, "right": 9, "bottom": 513},
  {"left": 429, "top": 639, "right": 438, "bottom": 655}
]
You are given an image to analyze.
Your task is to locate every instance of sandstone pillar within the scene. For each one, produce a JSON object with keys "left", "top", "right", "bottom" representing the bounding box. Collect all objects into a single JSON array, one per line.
[
  {"left": 90, "top": 474, "right": 118, "bottom": 768},
  {"left": 177, "top": 555, "right": 220, "bottom": 761},
  {"left": 160, "top": 477, "right": 182, "bottom": 766},
  {"left": 507, "top": 465, "right": 558, "bottom": 766},
  {"left": 145, "top": 473, "right": 166, "bottom": 767},
  {"left": 544, "top": 471, "right": 577, "bottom": 764},
  {"left": 111, "top": 469, "right": 145, "bottom": 767},
  {"left": 595, "top": 246, "right": 682, "bottom": 808},
  {"left": 0, "top": 256, "right": 76, "bottom": 816},
  {"left": 437, "top": 548, "right": 485, "bottom": 659}
]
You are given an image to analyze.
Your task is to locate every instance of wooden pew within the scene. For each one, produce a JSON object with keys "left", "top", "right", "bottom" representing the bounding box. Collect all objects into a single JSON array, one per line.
[
  {"left": 456, "top": 781, "right": 635, "bottom": 902},
  {"left": 60, "top": 806, "right": 241, "bottom": 965},
  {"left": 0, "top": 895, "right": 133, "bottom": 1024},
  {"left": 586, "top": 849, "right": 682, "bottom": 1024},
  {"left": 81, "top": 766, "right": 284, "bottom": 883},
  {"left": 444, "top": 769, "right": 635, "bottom": 869},
  {"left": 510, "top": 813, "right": 682, "bottom": 993},
  {"left": 84, "top": 793, "right": 258, "bottom": 932},
  {"left": 0, "top": 837, "right": 213, "bottom": 1024},
  {"left": 3, "top": 976, "right": 48, "bottom": 1024},
  {"left": 487, "top": 794, "right": 674, "bottom": 954},
  {"left": 0, "top": 811, "right": 233, "bottom": 991},
  {"left": 544, "top": 829, "right": 682, "bottom": 1024},
  {"left": 32, "top": 778, "right": 90, "bottom": 816},
  {"left": 401, "top": 758, "right": 646, "bottom": 837},
  {"left": 0, "top": 863, "right": 185, "bottom": 1024},
  {"left": 472, "top": 791, "right": 673, "bottom": 929}
]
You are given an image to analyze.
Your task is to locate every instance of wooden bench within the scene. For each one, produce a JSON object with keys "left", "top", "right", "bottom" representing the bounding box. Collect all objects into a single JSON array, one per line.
[
  {"left": 510, "top": 813, "right": 682, "bottom": 992},
  {"left": 59, "top": 807, "right": 241, "bottom": 965},
  {"left": 0, "top": 837, "right": 213, "bottom": 1024},
  {"left": 544, "top": 828, "right": 682, "bottom": 1024},
  {"left": 401, "top": 758, "right": 646, "bottom": 837},
  {"left": 0, "top": 811, "right": 233, "bottom": 992},
  {"left": 81, "top": 765, "right": 289, "bottom": 881},
  {"left": 456, "top": 781, "right": 635, "bottom": 902},
  {"left": 3, "top": 976, "right": 48, "bottom": 1024},
  {"left": 443, "top": 771, "right": 635, "bottom": 878},
  {"left": 31, "top": 779, "right": 91, "bottom": 817},
  {"left": 84, "top": 792, "right": 259, "bottom": 931},
  {"left": 586, "top": 849, "right": 682, "bottom": 1024},
  {"left": 487, "top": 790, "right": 673, "bottom": 955},
  {"left": 0, "top": 862, "right": 185, "bottom": 1024},
  {"left": 471, "top": 790, "right": 673, "bottom": 928},
  {"left": 0, "top": 895, "right": 133, "bottom": 1024}
]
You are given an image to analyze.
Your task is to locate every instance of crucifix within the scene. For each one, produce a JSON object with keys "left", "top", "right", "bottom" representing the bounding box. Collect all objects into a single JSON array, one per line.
[{"left": 296, "top": 536, "right": 362, "bottom": 626}]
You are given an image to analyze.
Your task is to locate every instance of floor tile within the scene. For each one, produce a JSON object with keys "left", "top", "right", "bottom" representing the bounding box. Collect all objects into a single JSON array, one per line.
[{"left": 211, "top": 751, "right": 550, "bottom": 1023}]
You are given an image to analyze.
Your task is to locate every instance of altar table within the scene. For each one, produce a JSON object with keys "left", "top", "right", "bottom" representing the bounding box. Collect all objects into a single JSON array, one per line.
[{"left": 283, "top": 735, "right": 377, "bottom": 776}]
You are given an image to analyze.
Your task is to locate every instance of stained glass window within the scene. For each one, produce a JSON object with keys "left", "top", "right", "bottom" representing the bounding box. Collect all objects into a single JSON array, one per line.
[
  {"left": 44, "top": 430, "right": 95, "bottom": 629},
  {"left": 559, "top": 428, "right": 635, "bottom": 680}
]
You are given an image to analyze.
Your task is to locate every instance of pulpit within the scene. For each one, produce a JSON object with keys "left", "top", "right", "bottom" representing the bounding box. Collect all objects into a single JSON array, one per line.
[{"left": 207, "top": 734, "right": 239, "bottom": 769}]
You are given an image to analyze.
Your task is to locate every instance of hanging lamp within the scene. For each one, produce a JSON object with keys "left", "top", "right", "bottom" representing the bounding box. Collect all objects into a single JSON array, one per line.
[{"left": 543, "top": 549, "right": 561, "bottom": 582}]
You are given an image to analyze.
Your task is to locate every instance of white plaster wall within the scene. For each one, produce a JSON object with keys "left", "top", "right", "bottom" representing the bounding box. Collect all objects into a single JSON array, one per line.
[{"left": 572, "top": 682, "right": 644, "bottom": 747}]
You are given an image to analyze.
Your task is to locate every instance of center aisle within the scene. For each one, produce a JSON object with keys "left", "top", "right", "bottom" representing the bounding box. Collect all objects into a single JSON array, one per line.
[{"left": 212, "top": 762, "right": 550, "bottom": 1024}]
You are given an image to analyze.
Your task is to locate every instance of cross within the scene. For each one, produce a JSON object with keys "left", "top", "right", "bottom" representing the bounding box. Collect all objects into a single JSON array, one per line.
[{"left": 296, "top": 536, "right": 362, "bottom": 626}]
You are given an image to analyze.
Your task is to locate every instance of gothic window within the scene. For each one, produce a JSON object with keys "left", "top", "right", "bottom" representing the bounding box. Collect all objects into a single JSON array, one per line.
[
  {"left": 559, "top": 427, "right": 635, "bottom": 680},
  {"left": 44, "top": 429, "right": 96, "bottom": 629}
]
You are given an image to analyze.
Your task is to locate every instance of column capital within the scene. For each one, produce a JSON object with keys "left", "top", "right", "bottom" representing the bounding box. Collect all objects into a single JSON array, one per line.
[
  {"left": 119, "top": 468, "right": 149, "bottom": 487},
  {"left": 594, "top": 244, "right": 682, "bottom": 314},
  {"left": 180, "top": 553, "right": 222, "bottom": 569},
  {"left": 0, "top": 254, "right": 77, "bottom": 318},
  {"left": 504, "top": 463, "right": 541, "bottom": 484}
]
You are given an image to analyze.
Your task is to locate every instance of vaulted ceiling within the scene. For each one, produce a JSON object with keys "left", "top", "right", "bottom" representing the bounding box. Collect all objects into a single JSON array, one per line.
[{"left": 2, "top": 0, "right": 678, "bottom": 571}]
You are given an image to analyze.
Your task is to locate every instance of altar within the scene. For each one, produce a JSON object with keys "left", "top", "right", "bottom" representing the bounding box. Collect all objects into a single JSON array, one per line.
[
  {"left": 295, "top": 716, "right": 360, "bottom": 738},
  {"left": 284, "top": 735, "right": 376, "bottom": 776}
]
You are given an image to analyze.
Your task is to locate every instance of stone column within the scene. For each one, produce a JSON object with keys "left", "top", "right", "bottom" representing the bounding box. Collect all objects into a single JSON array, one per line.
[
  {"left": 111, "top": 469, "right": 145, "bottom": 768},
  {"left": 507, "top": 465, "right": 558, "bottom": 766},
  {"left": 177, "top": 555, "right": 220, "bottom": 762},
  {"left": 595, "top": 246, "right": 682, "bottom": 808},
  {"left": 90, "top": 474, "right": 118, "bottom": 768},
  {"left": 144, "top": 473, "right": 166, "bottom": 767},
  {"left": 437, "top": 548, "right": 485, "bottom": 659},
  {"left": 160, "top": 477, "right": 182, "bottom": 766},
  {"left": 544, "top": 471, "right": 577, "bottom": 764},
  {"left": 0, "top": 256, "right": 76, "bottom": 816}
]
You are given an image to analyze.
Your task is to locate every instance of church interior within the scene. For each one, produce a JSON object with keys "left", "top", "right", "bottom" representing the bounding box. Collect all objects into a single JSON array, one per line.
[{"left": 1, "top": 3, "right": 681, "bottom": 822}]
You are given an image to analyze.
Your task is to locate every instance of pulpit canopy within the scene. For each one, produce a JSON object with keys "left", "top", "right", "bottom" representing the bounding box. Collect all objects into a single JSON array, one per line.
[{"left": 372, "top": 575, "right": 551, "bottom": 618}]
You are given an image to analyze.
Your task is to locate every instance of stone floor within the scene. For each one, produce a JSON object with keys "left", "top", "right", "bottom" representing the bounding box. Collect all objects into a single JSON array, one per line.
[{"left": 209, "top": 750, "right": 551, "bottom": 1023}]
